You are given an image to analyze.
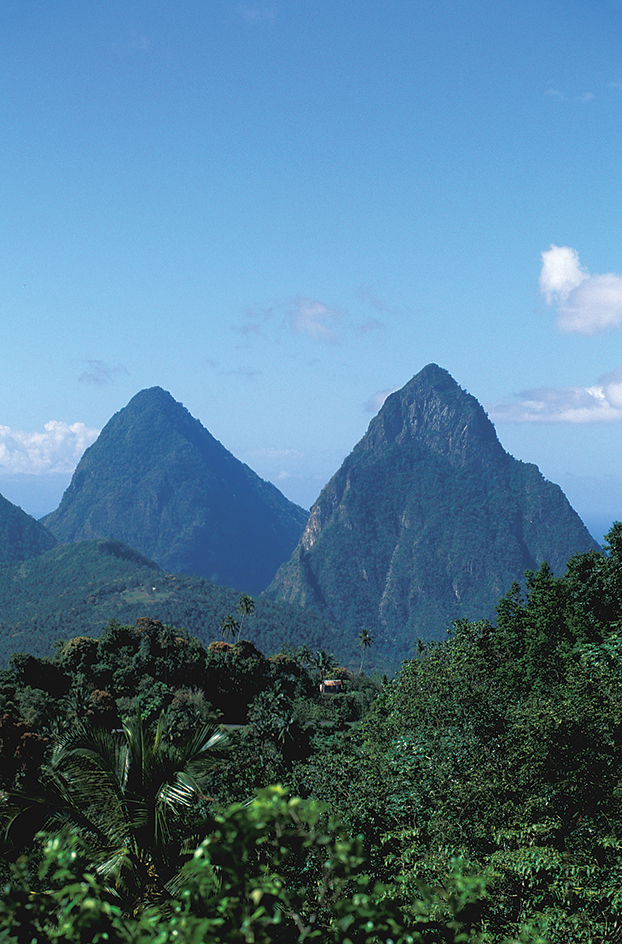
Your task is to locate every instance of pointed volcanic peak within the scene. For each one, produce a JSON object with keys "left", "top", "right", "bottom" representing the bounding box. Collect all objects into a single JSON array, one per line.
[
  {"left": 0, "top": 492, "right": 57, "bottom": 563},
  {"left": 265, "top": 364, "right": 599, "bottom": 661},
  {"left": 361, "top": 364, "right": 502, "bottom": 464},
  {"left": 42, "top": 388, "right": 308, "bottom": 594}
]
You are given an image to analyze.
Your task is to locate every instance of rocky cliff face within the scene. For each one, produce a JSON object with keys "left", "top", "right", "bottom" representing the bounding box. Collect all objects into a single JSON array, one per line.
[
  {"left": 265, "top": 364, "right": 599, "bottom": 657},
  {"left": 42, "top": 388, "right": 308, "bottom": 594},
  {"left": 361, "top": 363, "right": 501, "bottom": 465}
]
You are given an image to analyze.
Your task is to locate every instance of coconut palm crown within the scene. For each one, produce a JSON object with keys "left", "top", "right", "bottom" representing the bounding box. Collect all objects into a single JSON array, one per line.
[{"left": 0, "top": 712, "right": 228, "bottom": 913}]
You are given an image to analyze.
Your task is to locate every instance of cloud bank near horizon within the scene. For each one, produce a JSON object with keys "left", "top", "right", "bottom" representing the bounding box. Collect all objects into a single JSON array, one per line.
[
  {"left": 540, "top": 245, "right": 622, "bottom": 334},
  {"left": 0, "top": 422, "right": 100, "bottom": 475},
  {"left": 488, "top": 366, "right": 622, "bottom": 423}
]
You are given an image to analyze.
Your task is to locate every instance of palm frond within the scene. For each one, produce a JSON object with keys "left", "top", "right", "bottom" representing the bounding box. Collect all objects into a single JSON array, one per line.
[
  {"left": 4, "top": 712, "right": 230, "bottom": 917},
  {"left": 52, "top": 723, "right": 130, "bottom": 801},
  {"left": 157, "top": 776, "right": 197, "bottom": 810},
  {"left": 165, "top": 854, "right": 219, "bottom": 899},
  {"left": 186, "top": 724, "right": 229, "bottom": 760},
  {"left": 93, "top": 844, "right": 136, "bottom": 886}
]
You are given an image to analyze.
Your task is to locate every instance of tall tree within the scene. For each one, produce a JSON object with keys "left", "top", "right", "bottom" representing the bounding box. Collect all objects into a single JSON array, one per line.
[
  {"left": 312, "top": 649, "right": 338, "bottom": 680},
  {"left": 220, "top": 614, "right": 240, "bottom": 645},
  {"left": 357, "top": 627, "right": 374, "bottom": 674},
  {"left": 236, "top": 594, "right": 255, "bottom": 643},
  {"left": 293, "top": 643, "right": 313, "bottom": 667}
]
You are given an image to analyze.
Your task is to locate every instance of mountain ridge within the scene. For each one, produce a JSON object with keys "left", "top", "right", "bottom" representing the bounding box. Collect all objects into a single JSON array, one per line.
[
  {"left": 0, "top": 492, "right": 58, "bottom": 562},
  {"left": 0, "top": 538, "right": 347, "bottom": 667}
]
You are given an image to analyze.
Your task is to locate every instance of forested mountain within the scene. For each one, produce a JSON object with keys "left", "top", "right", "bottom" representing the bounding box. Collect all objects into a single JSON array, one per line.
[
  {"left": 0, "top": 538, "right": 346, "bottom": 666},
  {"left": 0, "top": 492, "right": 57, "bottom": 562},
  {"left": 266, "top": 364, "right": 599, "bottom": 655},
  {"left": 42, "top": 387, "right": 309, "bottom": 594}
]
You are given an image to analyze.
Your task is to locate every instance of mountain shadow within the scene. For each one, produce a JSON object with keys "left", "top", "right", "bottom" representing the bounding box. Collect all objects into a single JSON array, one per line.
[
  {"left": 264, "top": 364, "right": 600, "bottom": 657},
  {"left": 42, "top": 388, "right": 308, "bottom": 594}
]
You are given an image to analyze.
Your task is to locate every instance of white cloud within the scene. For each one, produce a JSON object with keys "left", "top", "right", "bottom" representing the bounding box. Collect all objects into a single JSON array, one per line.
[
  {"left": 545, "top": 88, "right": 594, "bottom": 104},
  {"left": 539, "top": 245, "right": 588, "bottom": 303},
  {"left": 0, "top": 422, "right": 99, "bottom": 475},
  {"left": 237, "top": 296, "right": 353, "bottom": 343},
  {"left": 364, "top": 387, "right": 400, "bottom": 413},
  {"left": 539, "top": 246, "right": 622, "bottom": 334},
  {"left": 238, "top": 3, "right": 276, "bottom": 24},
  {"left": 488, "top": 366, "right": 622, "bottom": 423},
  {"left": 244, "top": 447, "right": 304, "bottom": 460},
  {"left": 288, "top": 299, "right": 340, "bottom": 342},
  {"left": 79, "top": 360, "right": 129, "bottom": 385}
]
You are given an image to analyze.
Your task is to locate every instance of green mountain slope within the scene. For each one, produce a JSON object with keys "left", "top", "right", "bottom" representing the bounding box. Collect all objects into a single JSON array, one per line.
[
  {"left": 42, "top": 388, "right": 309, "bottom": 594},
  {"left": 265, "top": 364, "right": 600, "bottom": 656},
  {"left": 0, "top": 539, "right": 345, "bottom": 666},
  {"left": 0, "top": 492, "right": 57, "bottom": 562}
]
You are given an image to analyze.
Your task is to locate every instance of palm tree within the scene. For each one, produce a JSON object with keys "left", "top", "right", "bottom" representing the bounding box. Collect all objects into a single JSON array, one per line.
[
  {"left": 294, "top": 643, "right": 313, "bottom": 668},
  {"left": 220, "top": 614, "right": 240, "bottom": 645},
  {"left": 312, "top": 649, "right": 338, "bottom": 681},
  {"left": 236, "top": 594, "right": 255, "bottom": 643},
  {"left": 357, "top": 628, "right": 374, "bottom": 675},
  {"left": 0, "top": 712, "right": 228, "bottom": 914}
]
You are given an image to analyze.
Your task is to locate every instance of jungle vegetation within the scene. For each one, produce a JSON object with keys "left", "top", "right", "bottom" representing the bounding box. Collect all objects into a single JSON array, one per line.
[{"left": 3, "top": 524, "right": 622, "bottom": 941}]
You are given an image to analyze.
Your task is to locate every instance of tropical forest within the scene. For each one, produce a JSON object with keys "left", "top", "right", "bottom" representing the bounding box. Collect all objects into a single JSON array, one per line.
[{"left": 2, "top": 522, "right": 622, "bottom": 943}]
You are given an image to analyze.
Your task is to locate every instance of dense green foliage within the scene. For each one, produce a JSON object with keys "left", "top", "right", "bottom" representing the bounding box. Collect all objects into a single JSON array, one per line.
[
  {"left": 323, "top": 524, "right": 622, "bottom": 941},
  {"left": 266, "top": 365, "right": 598, "bottom": 656},
  {"left": 42, "top": 386, "right": 309, "bottom": 594},
  {"left": 1, "top": 712, "right": 228, "bottom": 915},
  {"left": 0, "top": 790, "right": 494, "bottom": 943},
  {"left": 0, "top": 539, "right": 350, "bottom": 667},
  {"left": 5, "top": 524, "right": 622, "bottom": 940}
]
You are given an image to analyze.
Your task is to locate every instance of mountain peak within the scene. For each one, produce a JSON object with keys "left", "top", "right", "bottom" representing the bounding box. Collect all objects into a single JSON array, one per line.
[
  {"left": 406, "top": 362, "right": 451, "bottom": 384},
  {"left": 266, "top": 364, "right": 598, "bottom": 656},
  {"left": 103, "top": 387, "right": 204, "bottom": 441},
  {"left": 123, "top": 386, "right": 183, "bottom": 414},
  {"left": 42, "top": 388, "right": 308, "bottom": 594},
  {"left": 363, "top": 364, "right": 500, "bottom": 467}
]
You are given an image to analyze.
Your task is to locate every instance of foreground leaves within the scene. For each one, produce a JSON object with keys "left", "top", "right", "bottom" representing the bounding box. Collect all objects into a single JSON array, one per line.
[{"left": 0, "top": 787, "right": 497, "bottom": 943}]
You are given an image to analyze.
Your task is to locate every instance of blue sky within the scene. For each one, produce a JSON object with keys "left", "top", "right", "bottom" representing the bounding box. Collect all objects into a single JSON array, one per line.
[{"left": 1, "top": 0, "right": 622, "bottom": 542}]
